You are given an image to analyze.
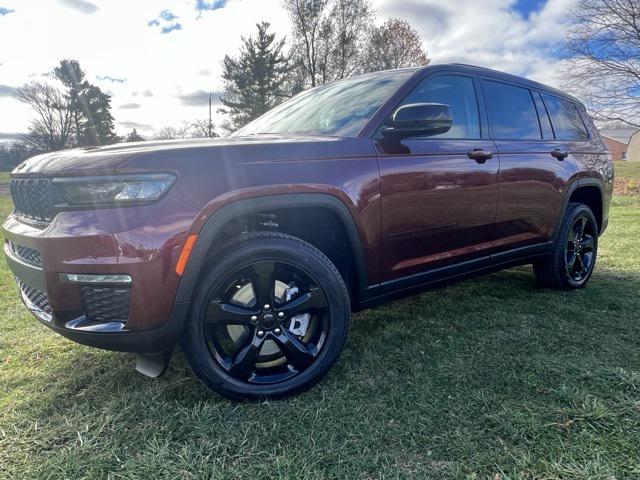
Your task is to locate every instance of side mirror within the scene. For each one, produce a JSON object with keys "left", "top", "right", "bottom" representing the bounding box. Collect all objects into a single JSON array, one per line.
[{"left": 381, "top": 103, "right": 453, "bottom": 139}]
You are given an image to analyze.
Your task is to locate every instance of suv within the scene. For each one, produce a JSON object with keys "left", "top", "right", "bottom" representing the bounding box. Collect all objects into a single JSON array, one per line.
[{"left": 4, "top": 64, "right": 613, "bottom": 400}]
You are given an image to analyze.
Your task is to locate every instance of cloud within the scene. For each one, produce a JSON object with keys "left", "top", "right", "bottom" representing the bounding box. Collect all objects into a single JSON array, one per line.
[
  {"left": 119, "top": 103, "right": 141, "bottom": 109},
  {"left": 196, "top": 0, "right": 229, "bottom": 16},
  {"left": 57, "top": 0, "right": 99, "bottom": 14},
  {"left": 176, "top": 90, "right": 223, "bottom": 106},
  {"left": 142, "top": 90, "right": 153, "bottom": 97},
  {"left": 161, "top": 23, "right": 182, "bottom": 34},
  {"left": 148, "top": 9, "right": 182, "bottom": 34},
  {"left": 0, "top": 85, "right": 16, "bottom": 97},
  {"left": 197, "top": 69, "right": 212, "bottom": 76},
  {"left": 0, "top": 6, "right": 15, "bottom": 15},
  {"left": 0, "top": 132, "right": 23, "bottom": 140},
  {"left": 97, "top": 75, "right": 126, "bottom": 83},
  {"left": 118, "top": 121, "right": 153, "bottom": 130}
]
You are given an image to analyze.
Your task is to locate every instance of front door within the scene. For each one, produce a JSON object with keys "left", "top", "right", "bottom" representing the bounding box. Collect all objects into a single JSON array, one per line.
[{"left": 377, "top": 74, "right": 500, "bottom": 282}]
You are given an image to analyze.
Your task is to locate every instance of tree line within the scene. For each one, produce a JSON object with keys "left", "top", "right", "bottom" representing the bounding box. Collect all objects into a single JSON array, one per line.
[{"left": 5, "top": 0, "right": 638, "bottom": 168}]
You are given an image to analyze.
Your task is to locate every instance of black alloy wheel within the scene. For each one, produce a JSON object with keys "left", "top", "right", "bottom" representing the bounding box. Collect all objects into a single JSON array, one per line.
[
  {"left": 183, "top": 233, "right": 350, "bottom": 400},
  {"left": 534, "top": 202, "right": 598, "bottom": 289}
]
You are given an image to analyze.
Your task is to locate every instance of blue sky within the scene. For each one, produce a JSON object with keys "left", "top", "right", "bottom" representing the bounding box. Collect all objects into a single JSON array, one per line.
[{"left": 0, "top": 0, "right": 575, "bottom": 139}]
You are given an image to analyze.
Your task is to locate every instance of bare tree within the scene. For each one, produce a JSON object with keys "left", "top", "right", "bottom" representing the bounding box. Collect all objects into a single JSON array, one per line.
[
  {"left": 16, "top": 81, "right": 74, "bottom": 151},
  {"left": 365, "top": 18, "right": 430, "bottom": 72},
  {"left": 562, "top": 0, "right": 640, "bottom": 127},
  {"left": 154, "top": 125, "right": 187, "bottom": 140},
  {"left": 283, "top": 0, "right": 373, "bottom": 87},
  {"left": 190, "top": 119, "right": 219, "bottom": 138}
]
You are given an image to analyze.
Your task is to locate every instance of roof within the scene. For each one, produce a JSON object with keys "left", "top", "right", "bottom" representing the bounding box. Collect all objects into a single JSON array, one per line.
[
  {"left": 599, "top": 128, "right": 639, "bottom": 144},
  {"left": 600, "top": 135, "right": 628, "bottom": 147}
]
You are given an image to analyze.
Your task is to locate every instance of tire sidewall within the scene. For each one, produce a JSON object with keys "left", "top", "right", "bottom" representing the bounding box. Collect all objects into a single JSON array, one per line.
[
  {"left": 560, "top": 204, "right": 598, "bottom": 289},
  {"left": 183, "top": 235, "right": 350, "bottom": 400}
]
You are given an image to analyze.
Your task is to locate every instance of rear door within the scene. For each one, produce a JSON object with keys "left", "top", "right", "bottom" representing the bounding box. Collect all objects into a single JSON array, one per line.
[
  {"left": 377, "top": 74, "right": 500, "bottom": 282},
  {"left": 481, "top": 79, "right": 578, "bottom": 249}
]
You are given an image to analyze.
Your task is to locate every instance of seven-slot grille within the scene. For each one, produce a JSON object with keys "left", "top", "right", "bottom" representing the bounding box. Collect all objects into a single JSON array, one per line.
[
  {"left": 9, "top": 178, "right": 53, "bottom": 223},
  {"left": 80, "top": 286, "right": 131, "bottom": 322}
]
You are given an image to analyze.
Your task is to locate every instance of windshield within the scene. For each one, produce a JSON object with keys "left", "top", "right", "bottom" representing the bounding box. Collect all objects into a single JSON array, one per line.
[{"left": 234, "top": 69, "right": 416, "bottom": 137}]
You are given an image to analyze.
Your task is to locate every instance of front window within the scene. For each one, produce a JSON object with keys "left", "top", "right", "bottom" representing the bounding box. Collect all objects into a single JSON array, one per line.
[{"left": 234, "top": 70, "right": 416, "bottom": 137}]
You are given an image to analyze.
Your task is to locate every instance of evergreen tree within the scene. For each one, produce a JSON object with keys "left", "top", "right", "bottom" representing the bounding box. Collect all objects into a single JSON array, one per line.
[
  {"left": 220, "top": 22, "right": 291, "bottom": 131},
  {"left": 125, "top": 128, "right": 145, "bottom": 142},
  {"left": 54, "top": 59, "right": 118, "bottom": 146}
]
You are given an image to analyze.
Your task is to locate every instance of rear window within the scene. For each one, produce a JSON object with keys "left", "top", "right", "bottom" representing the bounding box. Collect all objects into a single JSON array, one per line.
[
  {"left": 541, "top": 93, "right": 589, "bottom": 141},
  {"left": 482, "top": 80, "right": 542, "bottom": 140}
]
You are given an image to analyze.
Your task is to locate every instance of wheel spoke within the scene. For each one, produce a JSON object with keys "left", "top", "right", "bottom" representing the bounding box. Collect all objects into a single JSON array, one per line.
[
  {"left": 575, "top": 216, "right": 587, "bottom": 240},
  {"left": 251, "top": 262, "right": 276, "bottom": 308},
  {"left": 272, "top": 330, "right": 317, "bottom": 370},
  {"left": 207, "top": 301, "right": 257, "bottom": 325},
  {"left": 278, "top": 288, "right": 325, "bottom": 317},
  {"left": 227, "top": 331, "right": 264, "bottom": 380},
  {"left": 580, "top": 235, "right": 595, "bottom": 252},
  {"left": 567, "top": 252, "right": 577, "bottom": 273},
  {"left": 575, "top": 254, "right": 585, "bottom": 276}
]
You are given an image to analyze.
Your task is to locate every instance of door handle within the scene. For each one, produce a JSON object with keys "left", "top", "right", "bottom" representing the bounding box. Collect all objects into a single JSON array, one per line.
[
  {"left": 467, "top": 149, "right": 494, "bottom": 163},
  {"left": 551, "top": 150, "right": 569, "bottom": 160}
]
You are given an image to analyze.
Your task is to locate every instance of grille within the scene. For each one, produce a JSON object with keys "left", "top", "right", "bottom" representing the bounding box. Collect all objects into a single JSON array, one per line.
[
  {"left": 80, "top": 286, "right": 131, "bottom": 322},
  {"left": 9, "top": 178, "right": 53, "bottom": 224},
  {"left": 18, "top": 280, "right": 53, "bottom": 315},
  {"left": 7, "top": 241, "right": 42, "bottom": 266}
]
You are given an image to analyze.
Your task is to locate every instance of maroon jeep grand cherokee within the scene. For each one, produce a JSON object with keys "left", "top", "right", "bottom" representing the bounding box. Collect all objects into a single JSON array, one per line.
[{"left": 4, "top": 64, "right": 613, "bottom": 399}]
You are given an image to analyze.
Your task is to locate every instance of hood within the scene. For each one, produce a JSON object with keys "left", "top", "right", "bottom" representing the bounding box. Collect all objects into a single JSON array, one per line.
[{"left": 12, "top": 134, "right": 361, "bottom": 176}]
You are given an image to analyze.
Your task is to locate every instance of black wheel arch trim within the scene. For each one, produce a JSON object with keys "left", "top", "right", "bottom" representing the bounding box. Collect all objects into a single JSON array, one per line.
[
  {"left": 175, "top": 193, "right": 369, "bottom": 305},
  {"left": 552, "top": 178, "right": 604, "bottom": 240}
]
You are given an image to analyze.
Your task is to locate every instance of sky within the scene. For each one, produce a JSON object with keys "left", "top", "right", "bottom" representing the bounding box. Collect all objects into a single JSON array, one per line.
[{"left": 0, "top": 0, "right": 576, "bottom": 142}]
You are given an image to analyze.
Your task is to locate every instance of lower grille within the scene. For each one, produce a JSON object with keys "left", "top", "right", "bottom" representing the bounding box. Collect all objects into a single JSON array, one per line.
[
  {"left": 7, "top": 241, "right": 42, "bottom": 266},
  {"left": 80, "top": 286, "right": 131, "bottom": 322},
  {"left": 18, "top": 280, "right": 53, "bottom": 315}
]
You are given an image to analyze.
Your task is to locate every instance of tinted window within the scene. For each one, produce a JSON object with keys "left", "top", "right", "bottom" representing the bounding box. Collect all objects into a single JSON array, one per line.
[
  {"left": 542, "top": 93, "right": 589, "bottom": 141},
  {"left": 399, "top": 75, "right": 480, "bottom": 138},
  {"left": 533, "top": 92, "right": 554, "bottom": 139},
  {"left": 235, "top": 70, "right": 415, "bottom": 137},
  {"left": 483, "top": 80, "right": 541, "bottom": 140}
]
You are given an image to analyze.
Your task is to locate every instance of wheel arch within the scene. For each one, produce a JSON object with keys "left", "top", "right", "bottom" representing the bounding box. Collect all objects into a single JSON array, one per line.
[
  {"left": 566, "top": 179, "right": 604, "bottom": 233},
  {"left": 174, "top": 194, "right": 369, "bottom": 306}
]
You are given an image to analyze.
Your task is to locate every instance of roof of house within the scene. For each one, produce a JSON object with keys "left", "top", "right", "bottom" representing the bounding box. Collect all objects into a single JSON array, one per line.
[{"left": 599, "top": 128, "right": 639, "bottom": 144}]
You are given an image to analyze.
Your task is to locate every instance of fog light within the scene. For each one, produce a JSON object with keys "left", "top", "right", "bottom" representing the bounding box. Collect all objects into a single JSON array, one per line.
[{"left": 59, "top": 273, "right": 132, "bottom": 284}]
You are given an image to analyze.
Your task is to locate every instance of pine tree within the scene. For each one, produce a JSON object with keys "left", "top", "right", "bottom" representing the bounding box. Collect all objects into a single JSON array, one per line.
[
  {"left": 54, "top": 59, "right": 118, "bottom": 147},
  {"left": 220, "top": 22, "right": 292, "bottom": 131},
  {"left": 125, "top": 128, "right": 145, "bottom": 142}
]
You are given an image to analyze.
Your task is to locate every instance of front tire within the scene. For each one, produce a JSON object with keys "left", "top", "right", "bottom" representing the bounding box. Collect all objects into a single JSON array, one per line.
[
  {"left": 182, "top": 233, "right": 350, "bottom": 400},
  {"left": 534, "top": 202, "right": 598, "bottom": 290}
]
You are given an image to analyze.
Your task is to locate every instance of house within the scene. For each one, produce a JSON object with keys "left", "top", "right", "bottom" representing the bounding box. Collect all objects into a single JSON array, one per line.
[{"left": 599, "top": 128, "right": 640, "bottom": 161}]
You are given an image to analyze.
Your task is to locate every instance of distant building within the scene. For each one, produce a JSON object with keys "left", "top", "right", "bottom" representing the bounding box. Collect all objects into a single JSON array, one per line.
[
  {"left": 599, "top": 128, "right": 640, "bottom": 161},
  {"left": 627, "top": 131, "right": 640, "bottom": 162}
]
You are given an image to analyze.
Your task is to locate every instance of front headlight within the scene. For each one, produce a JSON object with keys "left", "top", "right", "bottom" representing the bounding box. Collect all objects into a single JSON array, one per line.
[{"left": 53, "top": 173, "right": 176, "bottom": 206}]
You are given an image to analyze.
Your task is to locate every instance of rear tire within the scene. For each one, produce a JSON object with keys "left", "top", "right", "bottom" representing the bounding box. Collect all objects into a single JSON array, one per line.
[
  {"left": 534, "top": 202, "right": 598, "bottom": 290},
  {"left": 182, "top": 232, "right": 350, "bottom": 400}
]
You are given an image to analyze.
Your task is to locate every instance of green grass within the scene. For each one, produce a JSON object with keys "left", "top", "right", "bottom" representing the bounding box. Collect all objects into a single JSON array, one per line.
[
  {"left": 614, "top": 160, "right": 640, "bottom": 180},
  {"left": 1, "top": 196, "right": 640, "bottom": 479}
]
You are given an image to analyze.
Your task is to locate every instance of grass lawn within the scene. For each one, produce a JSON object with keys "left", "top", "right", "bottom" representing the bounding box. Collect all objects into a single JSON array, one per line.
[{"left": 1, "top": 171, "right": 639, "bottom": 479}]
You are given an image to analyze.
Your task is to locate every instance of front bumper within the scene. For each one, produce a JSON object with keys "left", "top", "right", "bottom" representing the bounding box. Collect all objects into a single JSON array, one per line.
[{"left": 3, "top": 205, "right": 191, "bottom": 353}]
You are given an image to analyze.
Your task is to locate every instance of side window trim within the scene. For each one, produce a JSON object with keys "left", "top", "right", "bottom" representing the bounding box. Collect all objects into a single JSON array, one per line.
[
  {"left": 479, "top": 77, "right": 543, "bottom": 141},
  {"left": 373, "top": 72, "right": 484, "bottom": 141},
  {"left": 532, "top": 90, "right": 555, "bottom": 140}
]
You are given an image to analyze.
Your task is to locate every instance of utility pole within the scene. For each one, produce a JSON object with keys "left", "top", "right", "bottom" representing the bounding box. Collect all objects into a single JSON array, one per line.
[{"left": 208, "top": 92, "right": 212, "bottom": 138}]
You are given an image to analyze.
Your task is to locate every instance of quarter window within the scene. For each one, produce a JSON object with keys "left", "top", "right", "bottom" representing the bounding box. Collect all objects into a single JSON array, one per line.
[
  {"left": 482, "top": 80, "right": 541, "bottom": 140},
  {"left": 542, "top": 93, "right": 589, "bottom": 141},
  {"left": 399, "top": 75, "right": 480, "bottom": 139}
]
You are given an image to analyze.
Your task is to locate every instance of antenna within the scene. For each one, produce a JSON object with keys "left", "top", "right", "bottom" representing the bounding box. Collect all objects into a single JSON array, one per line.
[{"left": 208, "top": 92, "right": 212, "bottom": 138}]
